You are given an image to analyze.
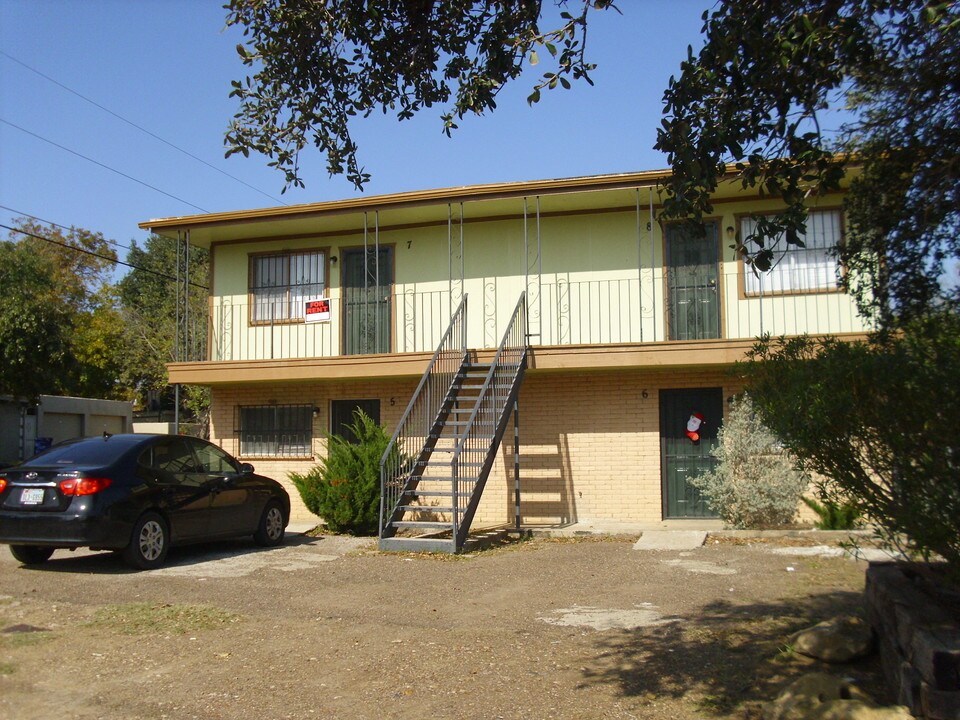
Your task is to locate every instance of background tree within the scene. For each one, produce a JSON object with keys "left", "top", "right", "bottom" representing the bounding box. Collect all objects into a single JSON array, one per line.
[
  {"left": 0, "top": 219, "right": 124, "bottom": 400},
  {"left": 0, "top": 241, "right": 73, "bottom": 399},
  {"left": 224, "top": 0, "right": 616, "bottom": 190}
]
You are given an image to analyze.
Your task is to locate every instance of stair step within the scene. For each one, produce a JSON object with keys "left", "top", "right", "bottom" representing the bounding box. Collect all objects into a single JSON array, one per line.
[
  {"left": 391, "top": 520, "right": 454, "bottom": 529},
  {"left": 378, "top": 536, "right": 456, "bottom": 553},
  {"left": 428, "top": 436, "right": 494, "bottom": 443},
  {"left": 399, "top": 505, "right": 455, "bottom": 514},
  {"left": 415, "top": 476, "right": 478, "bottom": 483},
  {"left": 429, "top": 445, "right": 495, "bottom": 454},
  {"left": 405, "top": 490, "right": 455, "bottom": 497},
  {"left": 417, "top": 460, "right": 484, "bottom": 467}
]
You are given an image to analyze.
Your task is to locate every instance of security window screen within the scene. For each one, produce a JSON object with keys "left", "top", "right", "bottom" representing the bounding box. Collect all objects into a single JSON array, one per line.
[
  {"left": 239, "top": 404, "right": 313, "bottom": 457},
  {"left": 250, "top": 251, "right": 325, "bottom": 322},
  {"left": 741, "top": 210, "right": 842, "bottom": 294}
]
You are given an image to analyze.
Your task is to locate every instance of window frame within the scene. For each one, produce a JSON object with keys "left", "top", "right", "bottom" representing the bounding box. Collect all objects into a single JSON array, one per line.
[
  {"left": 248, "top": 248, "right": 329, "bottom": 326},
  {"left": 737, "top": 208, "right": 845, "bottom": 298},
  {"left": 236, "top": 404, "right": 314, "bottom": 459}
]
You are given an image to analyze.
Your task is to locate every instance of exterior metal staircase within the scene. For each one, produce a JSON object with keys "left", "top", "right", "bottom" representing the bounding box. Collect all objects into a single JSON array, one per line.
[{"left": 379, "top": 294, "right": 528, "bottom": 553}]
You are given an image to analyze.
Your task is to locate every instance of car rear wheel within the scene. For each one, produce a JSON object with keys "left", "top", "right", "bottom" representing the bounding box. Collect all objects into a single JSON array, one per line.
[
  {"left": 123, "top": 512, "right": 169, "bottom": 570},
  {"left": 10, "top": 545, "right": 55, "bottom": 565},
  {"left": 253, "top": 501, "right": 285, "bottom": 547}
]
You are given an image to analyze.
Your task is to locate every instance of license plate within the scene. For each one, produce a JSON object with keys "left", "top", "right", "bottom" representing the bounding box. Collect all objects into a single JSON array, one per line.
[{"left": 20, "top": 488, "right": 45, "bottom": 505}]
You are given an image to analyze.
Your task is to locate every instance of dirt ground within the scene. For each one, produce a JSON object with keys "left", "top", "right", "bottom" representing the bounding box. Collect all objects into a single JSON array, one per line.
[{"left": 0, "top": 531, "right": 891, "bottom": 720}]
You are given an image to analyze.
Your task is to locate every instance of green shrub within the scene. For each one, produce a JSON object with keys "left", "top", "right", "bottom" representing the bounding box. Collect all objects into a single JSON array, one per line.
[
  {"left": 689, "top": 394, "right": 809, "bottom": 529},
  {"left": 743, "top": 312, "right": 960, "bottom": 579},
  {"left": 289, "top": 410, "right": 390, "bottom": 535},
  {"left": 801, "top": 491, "right": 860, "bottom": 531}
]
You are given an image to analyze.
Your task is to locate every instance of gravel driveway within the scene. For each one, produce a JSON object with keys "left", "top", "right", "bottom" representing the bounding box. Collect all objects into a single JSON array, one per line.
[{"left": 0, "top": 531, "right": 886, "bottom": 720}]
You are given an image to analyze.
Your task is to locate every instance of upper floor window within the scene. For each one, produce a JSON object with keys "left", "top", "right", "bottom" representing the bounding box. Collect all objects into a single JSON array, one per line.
[
  {"left": 740, "top": 210, "right": 842, "bottom": 295},
  {"left": 250, "top": 250, "right": 325, "bottom": 323}
]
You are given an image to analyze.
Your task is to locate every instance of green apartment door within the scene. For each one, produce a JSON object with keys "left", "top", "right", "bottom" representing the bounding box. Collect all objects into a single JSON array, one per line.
[
  {"left": 665, "top": 223, "right": 721, "bottom": 340},
  {"left": 660, "top": 388, "right": 723, "bottom": 518},
  {"left": 342, "top": 247, "right": 393, "bottom": 355}
]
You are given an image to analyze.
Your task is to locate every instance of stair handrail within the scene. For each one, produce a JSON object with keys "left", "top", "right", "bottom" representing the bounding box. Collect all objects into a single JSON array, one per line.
[
  {"left": 450, "top": 293, "right": 528, "bottom": 540},
  {"left": 379, "top": 295, "right": 469, "bottom": 537}
]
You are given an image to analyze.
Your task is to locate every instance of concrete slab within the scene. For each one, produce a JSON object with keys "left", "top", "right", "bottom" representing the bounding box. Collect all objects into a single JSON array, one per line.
[
  {"left": 288, "top": 522, "right": 319, "bottom": 535},
  {"left": 633, "top": 530, "right": 708, "bottom": 551},
  {"left": 528, "top": 519, "right": 723, "bottom": 538}
]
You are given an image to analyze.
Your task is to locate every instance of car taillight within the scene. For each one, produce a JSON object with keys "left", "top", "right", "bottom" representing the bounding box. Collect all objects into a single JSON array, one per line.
[
  {"left": 59, "top": 478, "right": 112, "bottom": 496},
  {"left": 0, "top": 477, "right": 7, "bottom": 493}
]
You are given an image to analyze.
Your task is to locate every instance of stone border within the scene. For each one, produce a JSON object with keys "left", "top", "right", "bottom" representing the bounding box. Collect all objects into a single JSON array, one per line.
[{"left": 865, "top": 562, "right": 960, "bottom": 719}]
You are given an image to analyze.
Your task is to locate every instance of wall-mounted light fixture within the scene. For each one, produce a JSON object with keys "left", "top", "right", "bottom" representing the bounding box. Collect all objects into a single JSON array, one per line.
[
  {"left": 725, "top": 225, "right": 736, "bottom": 240},
  {"left": 313, "top": 406, "right": 321, "bottom": 418},
  {"left": 330, "top": 256, "right": 338, "bottom": 264}
]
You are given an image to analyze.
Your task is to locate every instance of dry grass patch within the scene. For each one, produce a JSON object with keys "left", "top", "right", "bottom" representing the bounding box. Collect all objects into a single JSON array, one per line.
[{"left": 89, "top": 603, "right": 241, "bottom": 636}]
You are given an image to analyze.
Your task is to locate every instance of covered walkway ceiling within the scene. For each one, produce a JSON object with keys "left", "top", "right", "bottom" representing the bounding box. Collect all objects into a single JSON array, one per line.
[{"left": 138, "top": 168, "right": 760, "bottom": 249}]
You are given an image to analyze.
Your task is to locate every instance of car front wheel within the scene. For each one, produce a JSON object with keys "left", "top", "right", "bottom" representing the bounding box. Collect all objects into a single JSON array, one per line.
[
  {"left": 123, "top": 512, "right": 169, "bottom": 570},
  {"left": 253, "top": 501, "right": 285, "bottom": 547},
  {"left": 10, "top": 545, "right": 54, "bottom": 565}
]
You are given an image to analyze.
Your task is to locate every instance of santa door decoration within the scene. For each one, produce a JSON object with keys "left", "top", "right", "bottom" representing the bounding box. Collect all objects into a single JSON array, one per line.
[{"left": 685, "top": 412, "right": 705, "bottom": 443}]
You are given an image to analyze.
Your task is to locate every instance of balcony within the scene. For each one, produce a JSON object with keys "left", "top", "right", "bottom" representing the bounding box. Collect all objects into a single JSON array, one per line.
[{"left": 191, "top": 265, "right": 870, "bottom": 367}]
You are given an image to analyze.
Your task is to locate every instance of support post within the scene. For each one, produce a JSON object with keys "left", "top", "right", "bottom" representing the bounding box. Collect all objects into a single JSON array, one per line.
[
  {"left": 174, "top": 230, "right": 192, "bottom": 435},
  {"left": 513, "top": 400, "right": 521, "bottom": 532}
]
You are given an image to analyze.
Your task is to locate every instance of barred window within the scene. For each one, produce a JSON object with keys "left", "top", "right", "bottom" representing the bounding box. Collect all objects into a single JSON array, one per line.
[
  {"left": 740, "top": 210, "right": 842, "bottom": 294},
  {"left": 238, "top": 404, "right": 313, "bottom": 457},
  {"left": 250, "top": 251, "right": 325, "bottom": 322}
]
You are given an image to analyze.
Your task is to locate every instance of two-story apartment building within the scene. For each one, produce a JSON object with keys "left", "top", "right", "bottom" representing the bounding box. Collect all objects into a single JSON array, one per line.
[{"left": 140, "top": 168, "right": 867, "bottom": 550}]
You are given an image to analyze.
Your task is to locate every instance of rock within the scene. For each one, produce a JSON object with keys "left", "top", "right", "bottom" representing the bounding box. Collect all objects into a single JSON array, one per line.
[
  {"left": 764, "top": 673, "right": 913, "bottom": 720},
  {"left": 791, "top": 615, "right": 875, "bottom": 663},
  {"left": 809, "top": 700, "right": 914, "bottom": 719},
  {"left": 763, "top": 673, "right": 873, "bottom": 720}
]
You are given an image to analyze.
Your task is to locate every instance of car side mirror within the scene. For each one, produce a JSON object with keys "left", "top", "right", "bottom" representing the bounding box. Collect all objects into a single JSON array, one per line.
[{"left": 239, "top": 463, "right": 255, "bottom": 475}]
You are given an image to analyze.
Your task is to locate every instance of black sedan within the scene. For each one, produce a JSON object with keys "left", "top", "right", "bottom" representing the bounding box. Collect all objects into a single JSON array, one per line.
[{"left": 0, "top": 434, "right": 290, "bottom": 569}]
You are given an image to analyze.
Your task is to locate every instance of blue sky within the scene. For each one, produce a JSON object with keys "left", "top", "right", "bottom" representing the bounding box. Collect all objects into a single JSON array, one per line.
[{"left": 0, "top": 1, "right": 715, "bottom": 257}]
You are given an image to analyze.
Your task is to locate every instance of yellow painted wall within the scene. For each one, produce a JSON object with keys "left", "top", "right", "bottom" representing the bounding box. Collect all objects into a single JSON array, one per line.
[{"left": 208, "top": 193, "right": 869, "bottom": 361}]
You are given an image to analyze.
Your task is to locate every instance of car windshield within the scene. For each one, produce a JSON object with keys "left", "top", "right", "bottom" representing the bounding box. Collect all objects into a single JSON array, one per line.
[{"left": 21, "top": 438, "right": 137, "bottom": 467}]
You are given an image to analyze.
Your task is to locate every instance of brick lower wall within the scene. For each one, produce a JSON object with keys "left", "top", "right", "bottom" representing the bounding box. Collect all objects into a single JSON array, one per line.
[
  {"left": 474, "top": 367, "right": 741, "bottom": 527},
  {"left": 208, "top": 367, "right": 744, "bottom": 528},
  {"left": 210, "top": 378, "right": 417, "bottom": 525}
]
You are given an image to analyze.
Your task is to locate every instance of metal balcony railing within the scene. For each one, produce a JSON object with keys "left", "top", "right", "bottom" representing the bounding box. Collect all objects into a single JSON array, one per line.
[{"left": 193, "top": 273, "right": 870, "bottom": 363}]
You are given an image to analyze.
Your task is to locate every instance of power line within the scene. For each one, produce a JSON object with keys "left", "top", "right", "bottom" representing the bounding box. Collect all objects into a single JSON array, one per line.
[
  {"left": 0, "top": 50, "right": 287, "bottom": 206},
  {"left": 1, "top": 223, "right": 208, "bottom": 290},
  {"left": 0, "top": 117, "right": 210, "bottom": 213},
  {"left": 0, "top": 204, "right": 137, "bottom": 254}
]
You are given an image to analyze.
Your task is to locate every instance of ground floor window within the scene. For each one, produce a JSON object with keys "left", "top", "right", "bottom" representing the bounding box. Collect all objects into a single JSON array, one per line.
[
  {"left": 238, "top": 404, "right": 313, "bottom": 457},
  {"left": 330, "top": 399, "right": 380, "bottom": 443}
]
